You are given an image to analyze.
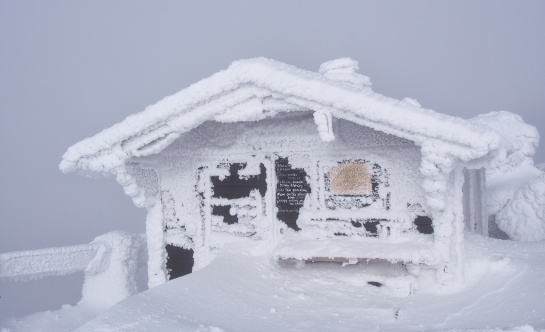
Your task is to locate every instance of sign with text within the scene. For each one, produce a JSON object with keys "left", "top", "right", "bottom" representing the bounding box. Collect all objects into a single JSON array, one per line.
[{"left": 276, "top": 159, "right": 309, "bottom": 212}]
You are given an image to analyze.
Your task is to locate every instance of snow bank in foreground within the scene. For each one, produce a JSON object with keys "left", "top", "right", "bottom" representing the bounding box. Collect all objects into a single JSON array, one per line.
[
  {"left": 496, "top": 173, "right": 545, "bottom": 241},
  {"left": 2, "top": 235, "right": 537, "bottom": 332},
  {"left": 0, "top": 304, "right": 101, "bottom": 332}
]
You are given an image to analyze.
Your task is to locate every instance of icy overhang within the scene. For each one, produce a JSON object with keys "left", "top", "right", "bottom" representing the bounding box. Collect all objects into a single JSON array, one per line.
[{"left": 60, "top": 57, "right": 501, "bottom": 176}]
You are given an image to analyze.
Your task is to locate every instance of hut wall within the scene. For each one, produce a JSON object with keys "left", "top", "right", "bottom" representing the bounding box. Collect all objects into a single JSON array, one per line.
[{"left": 142, "top": 112, "right": 430, "bottom": 277}]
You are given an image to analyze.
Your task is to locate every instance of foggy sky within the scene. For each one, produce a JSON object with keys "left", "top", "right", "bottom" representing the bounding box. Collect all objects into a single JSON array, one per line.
[{"left": 1, "top": 1, "right": 544, "bottom": 319}]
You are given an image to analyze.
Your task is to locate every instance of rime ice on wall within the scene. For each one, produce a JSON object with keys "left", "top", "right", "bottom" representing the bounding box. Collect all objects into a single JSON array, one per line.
[
  {"left": 338, "top": 120, "right": 412, "bottom": 147},
  {"left": 134, "top": 112, "right": 434, "bottom": 275}
]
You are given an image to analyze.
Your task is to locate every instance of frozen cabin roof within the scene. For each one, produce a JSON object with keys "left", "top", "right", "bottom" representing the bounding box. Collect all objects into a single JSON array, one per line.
[{"left": 60, "top": 57, "right": 502, "bottom": 175}]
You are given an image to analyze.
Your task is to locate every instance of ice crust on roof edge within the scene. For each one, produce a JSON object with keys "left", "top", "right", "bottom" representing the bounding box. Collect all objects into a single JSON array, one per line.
[
  {"left": 60, "top": 57, "right": 501, "bottom": 175},
  {"left": 319, "top": 57, "right": 372, "bottom": 88},
  {"left": 470, "top": 111, "right": 540, "bottom": 174}
]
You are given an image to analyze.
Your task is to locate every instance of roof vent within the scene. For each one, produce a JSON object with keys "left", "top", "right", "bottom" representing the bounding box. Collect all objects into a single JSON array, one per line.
[{"left": 319, "top": 58, "right": 372, "bottom": 89}]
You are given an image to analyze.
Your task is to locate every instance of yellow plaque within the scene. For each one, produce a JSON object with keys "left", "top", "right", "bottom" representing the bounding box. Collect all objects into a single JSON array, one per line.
[{"left": 330, "top": 164, "right": 372, "bottom": 195}]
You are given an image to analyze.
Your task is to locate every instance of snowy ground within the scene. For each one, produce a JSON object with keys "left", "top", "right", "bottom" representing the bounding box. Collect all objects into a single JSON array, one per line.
[{"left": 2, "top": 234, "right": 545, "bottom": 332}]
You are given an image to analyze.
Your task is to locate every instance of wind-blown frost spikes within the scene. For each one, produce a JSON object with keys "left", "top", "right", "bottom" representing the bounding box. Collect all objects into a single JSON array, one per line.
[{"left": 496, "top": 172, "right": 545, "bottom": 241}]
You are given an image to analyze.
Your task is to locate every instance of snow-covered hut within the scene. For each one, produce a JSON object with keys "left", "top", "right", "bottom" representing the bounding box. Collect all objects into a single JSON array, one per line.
[{"left": 61, "top": 58, "right": 503, "bottom": 289}]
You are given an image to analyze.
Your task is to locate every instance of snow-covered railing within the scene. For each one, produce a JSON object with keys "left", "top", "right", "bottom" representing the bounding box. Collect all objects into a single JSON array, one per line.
[
  {"left": 0, "top": 244, "right": 99, "bottom": 280},
  {"left": 0, "top": 231, "right": 147, "bottom": 309}
]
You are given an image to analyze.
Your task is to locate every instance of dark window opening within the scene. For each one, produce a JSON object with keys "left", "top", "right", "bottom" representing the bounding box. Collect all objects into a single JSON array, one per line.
[
  {"left": 414, "top": 216, "right": 433, "bottom": 234},
  {"left": 349, "top": 220, "right": 379, "bottom": 235},
  {"left": 209, "top": 162, "right": 267, "bottom": 226},
  {"left": 362, "top": 220, "right": 380, "bottom": 236},
  {"left": 212, "top": 205, "right": 239, "bottom": 225},
  {"left": 211, "top": 163, "right": 267, "bottom": 199},
  {"left": 351, "top": 220, "right": 363, "bottom": 228},
  {"left": 339, "top": 219, "right": 384, "bottom": 237},
  {"left": 166, "top": 245, "right": 194, "bottom": 280}
]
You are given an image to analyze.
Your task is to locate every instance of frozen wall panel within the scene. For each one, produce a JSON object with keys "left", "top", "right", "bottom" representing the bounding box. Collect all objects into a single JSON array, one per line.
[{"left": 462, "top": 168, "right": 488, "bottom": 236}]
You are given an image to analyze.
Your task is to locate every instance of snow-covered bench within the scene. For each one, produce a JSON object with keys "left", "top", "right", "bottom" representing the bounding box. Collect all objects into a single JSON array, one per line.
[
  {"left": 272, "top": 209, "right": 439, "bottom": 296},
  {"left": 296, "top": 208, "right": 415, "bottom": 239},
  {"left": 272, "top": 234, "right": 440, "bottom": 265}
]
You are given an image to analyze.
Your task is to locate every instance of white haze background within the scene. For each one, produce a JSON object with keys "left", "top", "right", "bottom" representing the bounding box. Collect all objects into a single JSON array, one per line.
[{"left": 1, "top": 0, "right": 544, "bottom": 320}]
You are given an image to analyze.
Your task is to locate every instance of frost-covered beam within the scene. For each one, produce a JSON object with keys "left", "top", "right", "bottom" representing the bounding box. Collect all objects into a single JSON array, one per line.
[
  {"left": 80, "top": 232, "right": 147, "bottom": 309},
  {"left": 419, "top": 146, "right": 467, "bottom": 286},
  {"left": 0, "top": 244, "right": 99, "bottom": 281},
  {"left": 313, "top": 110, "right": 335, "bottom": 142},
  {"left": 145, "top": 199, "right": 168, "bottom": 288}
]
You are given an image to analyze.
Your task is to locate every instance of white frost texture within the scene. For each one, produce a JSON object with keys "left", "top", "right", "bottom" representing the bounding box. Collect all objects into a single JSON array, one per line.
[
  {"left": 471, "top": 111, "right": 539, "bottom": 174},
  {"left": 0, "top": 245, "right": 98, "bottom": 281},
  {"left": 471, "top": 111, "right": 542, "bottom": 217},
  {"left": 4, "top": 57, "right": 545, "bottom": 332},
  {"left": 4, "top": 235, "right": 545, "bottom": 331},
  {"left": 496, "top": 172, "right": 545, "bottom": 241},
  {"left": 57, "top": 57, "right": 544, "bottom": 290},
  {"left": 0, "top": 232, "right": 146, "bottom": 309}
]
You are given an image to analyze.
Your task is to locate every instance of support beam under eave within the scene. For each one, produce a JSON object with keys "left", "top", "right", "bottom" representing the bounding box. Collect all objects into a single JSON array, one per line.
[
  {"left": 419, "top": 147, "right": 466, "bottom": 287},
  {"left": 313, "top": 110, "right": 335, "bottom": 142}
]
